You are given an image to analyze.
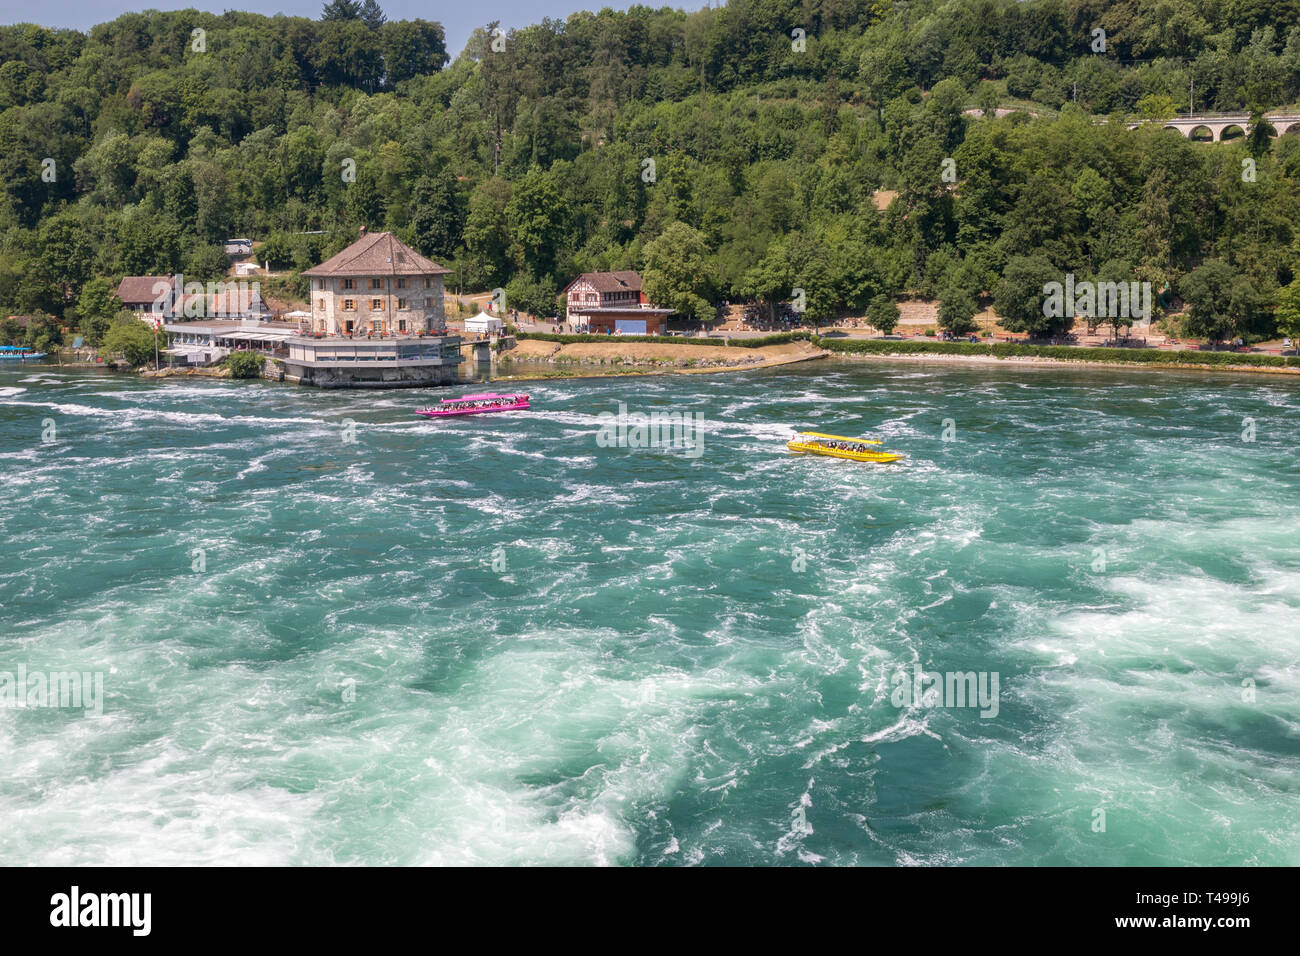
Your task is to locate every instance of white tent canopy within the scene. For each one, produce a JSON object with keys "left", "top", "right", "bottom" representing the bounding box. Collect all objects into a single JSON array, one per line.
[{"left": 464, "top": 310, "right": 504, "bottom": 334}]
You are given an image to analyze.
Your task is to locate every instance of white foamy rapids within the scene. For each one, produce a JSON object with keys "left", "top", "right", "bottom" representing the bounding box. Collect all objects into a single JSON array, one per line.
[
  {"left": 0, "top": 615, "right": 752, "bottom": 865},
  {"left": 3, "top": 362, "right": 1297, "bottom": 865},
  {"left": 986, "top": 562, "right": 1300, "bottom": 865}
]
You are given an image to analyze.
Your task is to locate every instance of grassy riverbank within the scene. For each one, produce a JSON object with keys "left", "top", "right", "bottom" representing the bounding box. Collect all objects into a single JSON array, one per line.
[
  {"left": 499, "top": 337, "right": 826, "bottom": 378},
  {"left": 817, "top": 337, "right": 1300, "bottom": 370},
  {"left": 513, "top": 331, "right": 811, "bottom": 349},
  {"left": 511, "top": 332, "right": 1300, "bottom": 376}
]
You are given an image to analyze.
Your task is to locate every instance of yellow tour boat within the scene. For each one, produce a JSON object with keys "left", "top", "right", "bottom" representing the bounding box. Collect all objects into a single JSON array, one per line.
[{"left": 787, "top": 431, "right": 905, "bottom": 463}]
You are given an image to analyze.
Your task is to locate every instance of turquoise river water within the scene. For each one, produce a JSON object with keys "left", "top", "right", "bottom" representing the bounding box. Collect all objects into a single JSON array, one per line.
[{"left": 0, "top": 359, "right": 1297, "bottom": 865}]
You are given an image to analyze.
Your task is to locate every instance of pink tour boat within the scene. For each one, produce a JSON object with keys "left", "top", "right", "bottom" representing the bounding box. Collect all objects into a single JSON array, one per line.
[{"left": 415, "top": 392, "right": 530, "bottom": 418}]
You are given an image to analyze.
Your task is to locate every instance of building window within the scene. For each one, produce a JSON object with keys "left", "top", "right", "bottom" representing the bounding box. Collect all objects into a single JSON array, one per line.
[
  {"left": 397, "top": 298, "right": 408, "bottom": 310},
  {"left": 317, "top": 299, "right": 325, "bottom": 311},
  {"left": 396, "top": 278, "right": 407, "bottom": 289},
  {"left": 342, "top": 279, "right": 355, "bottom": 290},
  {"left": 370, "top": 278, "right": 383, "bottom": 289},
  {"left": 398, "top": 319, "right": 407, "bottom": 332},
  {"left": 343, "top": 299, "right": 355, "bottom": 311},
  {"left": 370, "top": 298, "right": 383, "bottom": 311},
  {"left": 424, "top": 278, "right": 431, "bottom": 288},
  {"left": 371, "top": 319, "right": 382, "bottom": 332}
]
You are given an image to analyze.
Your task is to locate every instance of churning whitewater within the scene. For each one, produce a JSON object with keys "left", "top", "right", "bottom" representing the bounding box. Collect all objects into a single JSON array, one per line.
[{"left": 1, "top": 362, "right": 1297, "bottom": 865}]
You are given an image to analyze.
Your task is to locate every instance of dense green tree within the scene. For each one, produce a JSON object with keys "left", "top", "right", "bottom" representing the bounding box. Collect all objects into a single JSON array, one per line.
[
  {"left": 867, "top": 295, "right": 900, "bottom": 334},
  {"left": 995, "top": 255, "right": 1068, "bottom": 337},
  {"left": 504, "top": 272, "right": 559, "bottom": 318},
  {"left": 185, "top": 243, "right": 230, "bottom": 280},
  {"left": 504, "top": 165, "right": 572, "bottom": 278},
  {"left": 381, "top": 19, "right": 447, "bottom": 82},
  {"left": 117, "top": 215, "right": 182, "bottom": 275},
  {"left": 937, "top": 286, "right": 979, "bottom": 335},
  {"left": 314, "top": 20, "right": 384, "bottom": 91},
  {"left": 463, "top": 177, "right": 512, "bottom": 288},
  {"left": 21, "top": 313, "right": 62, "bottom": 354},
  {"left": 76, "top": 277, "right": 118, "bottom": 343},
  {"left": 345, "top": 164, "right": 384, "bottom": 230},
  {"left": 1181, "top": 260, "right": 1269, "bottom": 343},
  {"left": 359, "top": 0, "right": 387, "bottom": 31},
  {"left": 0, "top": 316, "right": 23, "bottom": 346},
  {"left": 643, "top": 221, "right": 714, "bottom": 323},
  {"left": 411, "top": 170, "right": 464, "bottom": 261},
  {"left": 102, "top": 318, "right": 159, "bottom": 366},
  {"left": 37, "top": 210, "right": 95, "bottom": 300},
  {"left": 738, "top": 239, "right": 796, "bottom": 323},
  {"left": 1095, "top": 258, "right": 1141, "bottom": 340},
  {"left": 321, "top": 1, "right": 362, "bottom": 22},
  {"left": 226, "top": 350, "right": 264, "bottom": 377}
]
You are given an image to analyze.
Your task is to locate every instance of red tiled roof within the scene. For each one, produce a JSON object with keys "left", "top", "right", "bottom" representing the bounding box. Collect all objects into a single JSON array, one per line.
[
  {"left": 570, "top": 307, "right": 672, "bottom": 315},
  {"left": 562, "top": 271, "right": 643, "bottom": 295},
  {"left": 302, "top": 232, "right": 450, "bottom": 277},
  {"left": 116, "top": 276, "right": 172, "bottom": 304}
]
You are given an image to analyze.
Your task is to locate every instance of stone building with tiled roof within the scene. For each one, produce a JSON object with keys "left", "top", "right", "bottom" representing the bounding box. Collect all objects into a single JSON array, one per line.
[{"left": 302, "top": 228, "right": 451, "bottom": 335}]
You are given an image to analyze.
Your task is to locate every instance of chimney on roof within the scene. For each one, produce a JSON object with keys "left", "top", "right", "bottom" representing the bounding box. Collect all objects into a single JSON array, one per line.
[{"left": 359, "top": 225, "right": 367, "bottom": 236}]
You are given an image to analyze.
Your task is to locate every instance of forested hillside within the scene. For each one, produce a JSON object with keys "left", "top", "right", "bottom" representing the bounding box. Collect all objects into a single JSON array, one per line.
[{"left": 4, "top": 0, "right": 1300, "bottom": 352}]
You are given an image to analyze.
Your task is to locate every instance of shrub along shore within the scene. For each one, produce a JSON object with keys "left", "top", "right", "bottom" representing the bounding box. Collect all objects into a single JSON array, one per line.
[
  {"left": 513, "top": 331, "right": 1300, "bottom": 372},
  {"left": 514, "top": 331, "right": 810, "bottom": 349},
  {"left": 816, "top": 337, "right": 1300, "bottom": 370}
]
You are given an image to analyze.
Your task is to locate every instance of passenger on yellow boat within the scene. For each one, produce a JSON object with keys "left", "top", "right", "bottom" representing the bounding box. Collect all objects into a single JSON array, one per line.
[{"left": 817, "top": 440, "right": 868, "bottom": 453}]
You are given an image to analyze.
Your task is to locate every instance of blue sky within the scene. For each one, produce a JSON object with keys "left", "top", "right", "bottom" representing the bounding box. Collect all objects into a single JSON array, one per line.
[{"left": 0, "top": 2, "right": 711, "bottom": 58}]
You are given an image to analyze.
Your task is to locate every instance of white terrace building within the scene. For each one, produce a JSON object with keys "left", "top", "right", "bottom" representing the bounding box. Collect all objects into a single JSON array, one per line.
[{"left": 302, "top": 228, "right": 450, "bottom": 336}]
